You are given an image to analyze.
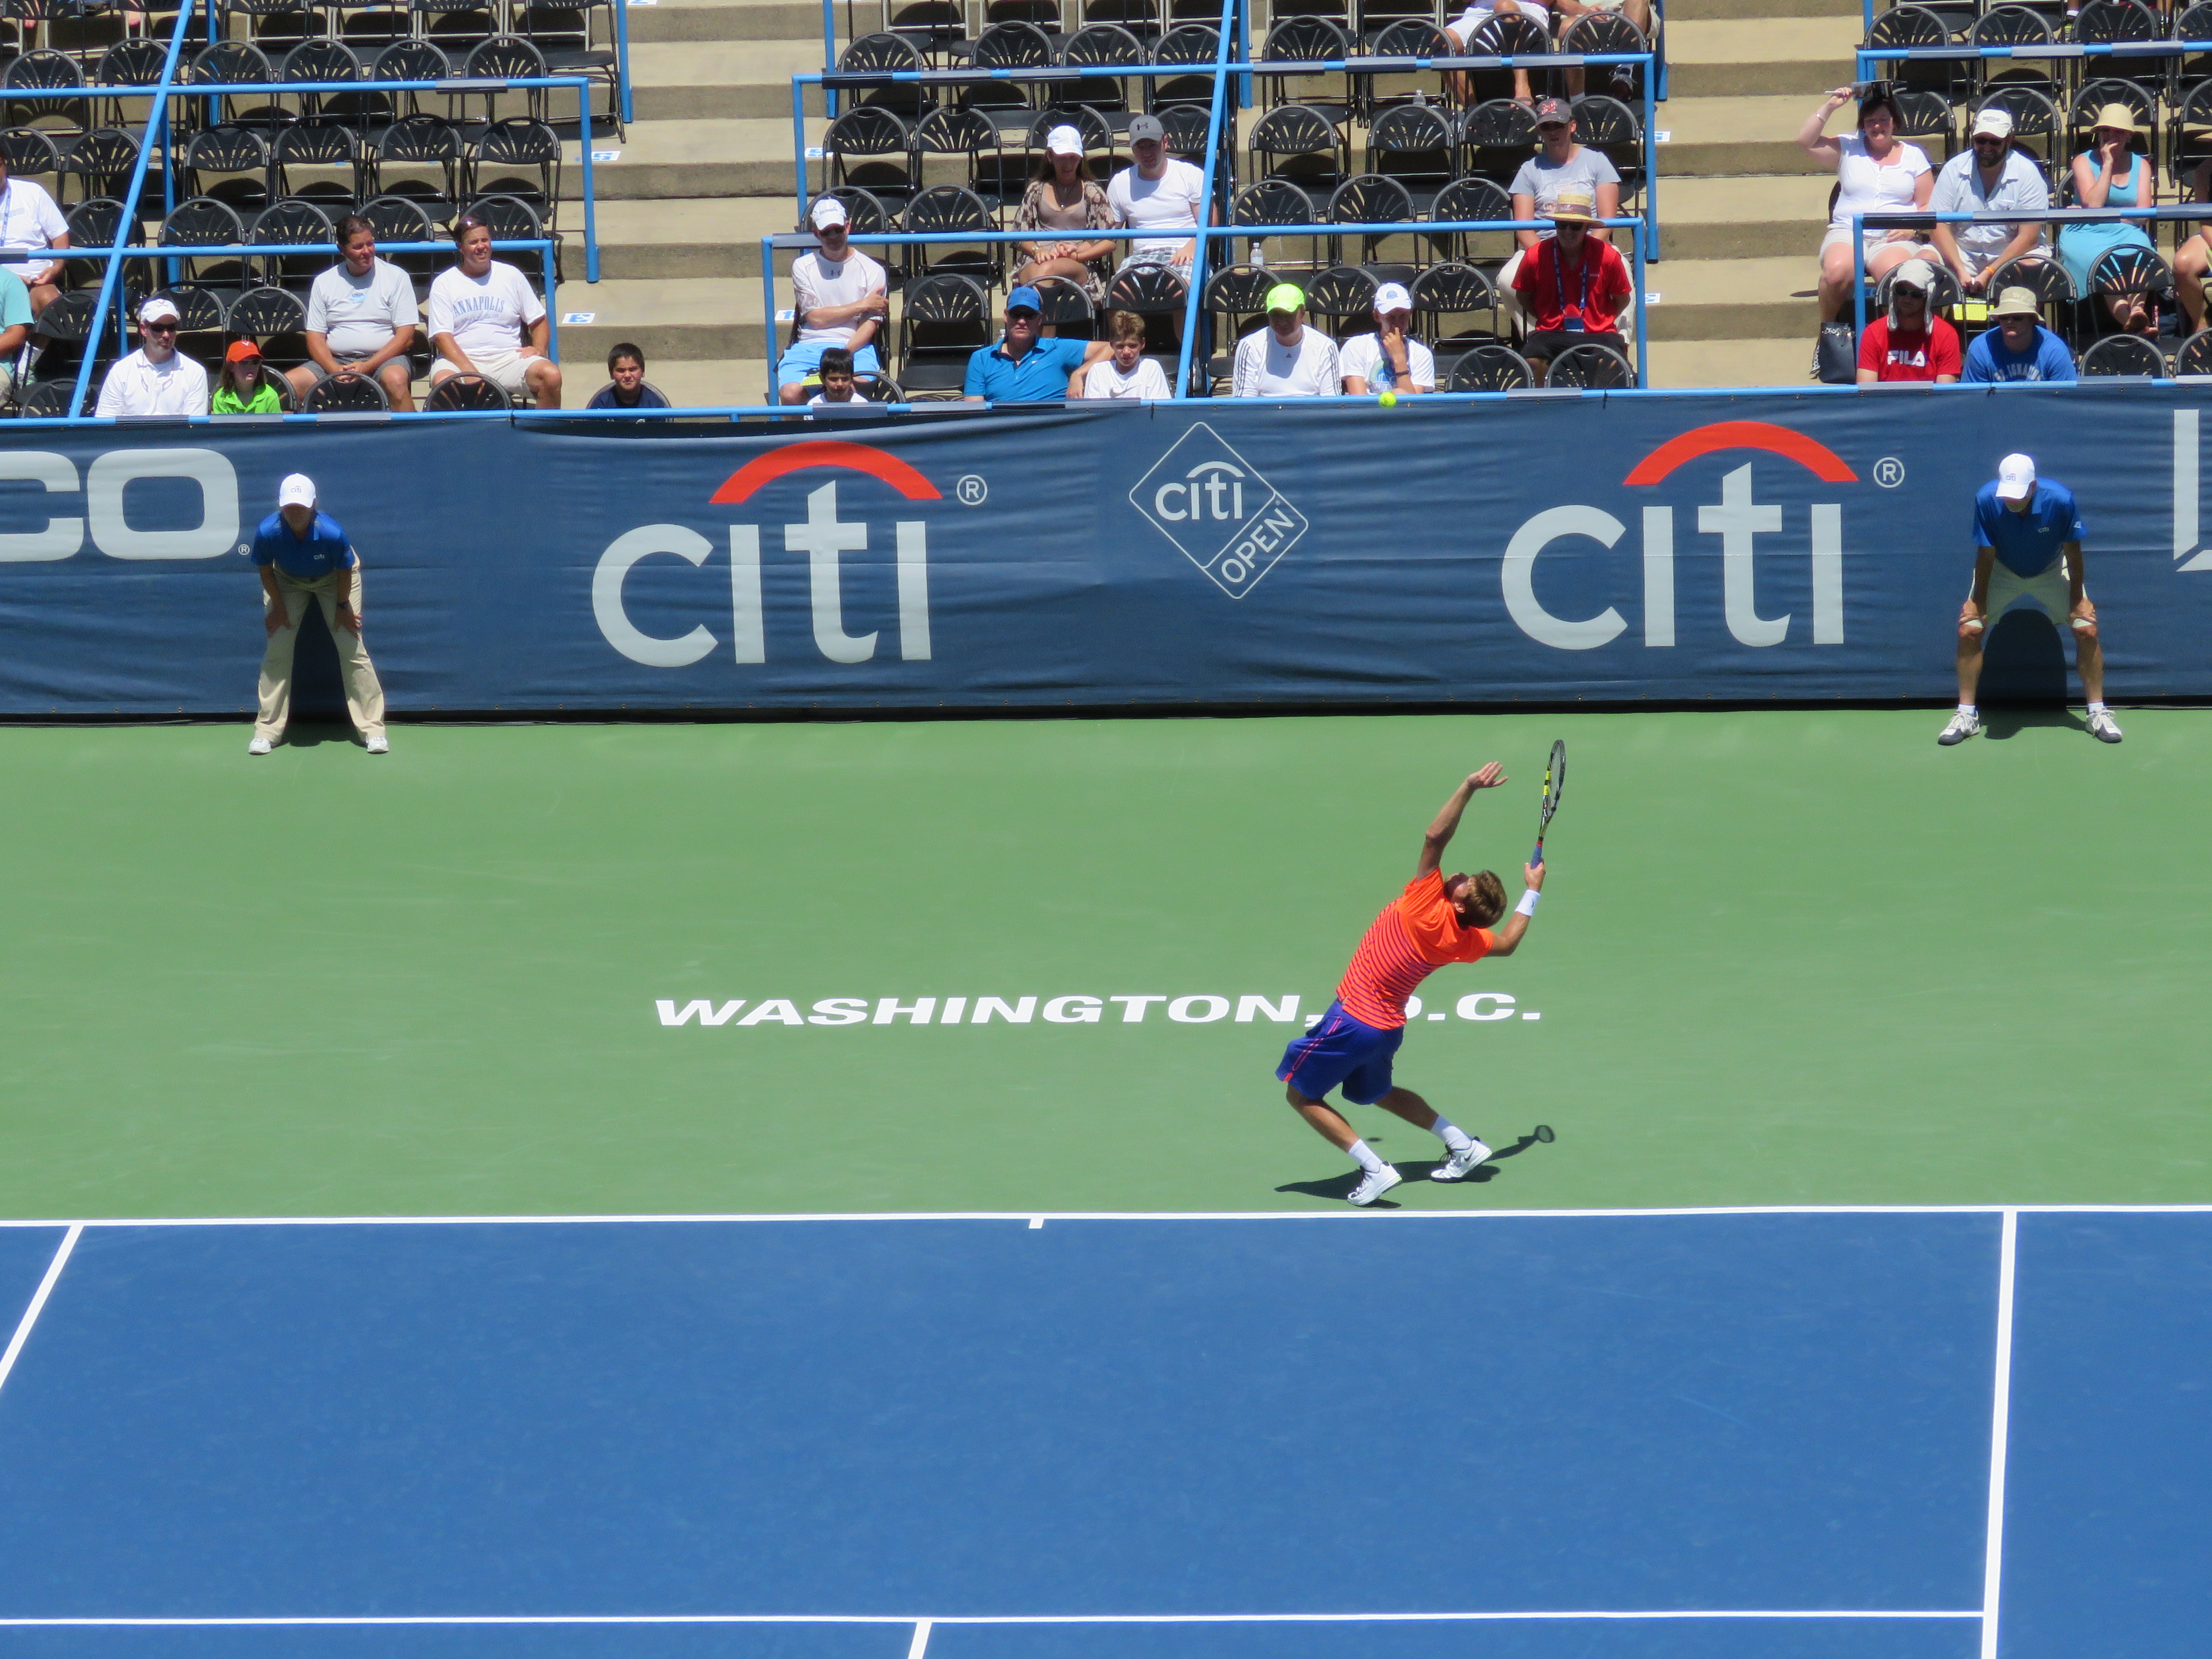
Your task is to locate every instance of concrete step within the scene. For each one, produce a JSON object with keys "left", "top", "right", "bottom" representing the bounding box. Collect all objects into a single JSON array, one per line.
[
  {"left": 1643, "top": 253, "right": 1820, "bottom": 339},
  {"left": 1647, "top": 335, "right": 1817, "bottom": 386},
  {"left": 561, "top": 274, "right": 793, "bottom": 361},
  {"left": 594, "top": 196, "right": 800, "bottom": 278},
  {"left": 1664, "top": 16, "right": 1857, "bottom": 96},
  {"left": 1659, "top": 94, "right": 1838, "bottom": 177},
  {"left": 1668, "top": 0, "right": 1857, "bottom": 18},
  {"left": 562, "top": 119, "right": 825, "bottom": 199},
  {"left": 625, "top": 0, "right": 845, "bottom": 45},
  {"left": 1655, "top": 172, "right": 1832, "bottom": 260},
  {"left": 631, "top": 39, "right": 829, "bottom": 121}
]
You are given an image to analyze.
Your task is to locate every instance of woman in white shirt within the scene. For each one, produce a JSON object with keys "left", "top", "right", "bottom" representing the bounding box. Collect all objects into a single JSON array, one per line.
[
  {"left": 426, "top": 215, "right": 563, "bottom": 409},
  {"left": 1231, "top": 282, "right": 1341, "bottom": 398},
  {"left": 1798, "top": 84, "right": 1938, "bottom": 325}
]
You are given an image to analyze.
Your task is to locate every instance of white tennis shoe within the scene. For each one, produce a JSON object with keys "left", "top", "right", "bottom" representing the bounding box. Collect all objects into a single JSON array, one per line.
[
  {"left": 1431, "top": 1138, "right": 1493, "bottom": 1181},
  {"left": 365, "top": 734, "right": 390, "bottom": 754},
  {"left": 1937, "top": 709, "right": 1980, "bottom": 746},
  {"left": 1347, "top": 1165, "right": 1403, "bottom": 1207},
  {"left": 247, "top": 735, "right": 272, "bottom": 756},
  {"left": 2088, "top": 708, "right": 2123, "bottom": 744}
]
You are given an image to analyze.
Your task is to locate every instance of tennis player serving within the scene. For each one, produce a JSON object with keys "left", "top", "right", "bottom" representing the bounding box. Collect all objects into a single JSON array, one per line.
[{"left": 1276, "top": 765, "right": 1545, "bottom": 1206}]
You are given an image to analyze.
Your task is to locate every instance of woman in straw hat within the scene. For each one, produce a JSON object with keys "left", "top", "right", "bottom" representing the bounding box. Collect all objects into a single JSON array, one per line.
[{"left": 2060, "top": 102, "right": 2158, "bottom": 333}]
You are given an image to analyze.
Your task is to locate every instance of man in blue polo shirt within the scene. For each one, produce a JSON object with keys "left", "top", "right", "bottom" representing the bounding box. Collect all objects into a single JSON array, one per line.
[
  {"left": 962, "top": 285, "right": 1113, "bottom": 403},
  {"left": 249, "top": 472, "right": 389, "bottom": 757},
  {"left": 1942, "top": 452, "right": 2119, "bottom": 746},
  {"left": 1960, "top": 288, "right": 2076, "bottom": 384}
]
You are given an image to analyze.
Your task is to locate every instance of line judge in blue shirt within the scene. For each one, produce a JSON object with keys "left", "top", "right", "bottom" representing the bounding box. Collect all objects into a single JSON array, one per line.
[
  {"left": 1941, "top": 452, "right": 2120, "bottom": 747},
  {"left": 962, "top": 285, "right": 1114, "bottom": 403},
  {"left": 248, "top": 473, "right": 390, "bottom": 757}
]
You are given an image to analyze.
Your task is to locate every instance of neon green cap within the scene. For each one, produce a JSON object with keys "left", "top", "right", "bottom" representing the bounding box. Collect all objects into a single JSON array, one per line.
[{"left": 1264, "top": 282, "right": 1305, "bottom": 313}]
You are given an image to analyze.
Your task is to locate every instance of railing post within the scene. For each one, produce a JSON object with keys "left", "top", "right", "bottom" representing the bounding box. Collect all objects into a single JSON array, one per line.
[
  {"left": 577, "top": 78, "right": 600, "bottom": 281},
  {"left": 1174, "top": 0, "right": 1240, "bottom": 399},
  {"left": 1852, "top": 213, "right": 1867, "bottom": 346},
  {"left": 793, "top": 75, "right": 812, "bottom": 218},
  {"left": 762, "top": 235, "right": 780, "bottom": 406},
  {"left": 1632, "top": 217, "right": 1648, "bottom": 388},
  {"left": 617, "top": 0, "right": 634, "bottom": 127}
]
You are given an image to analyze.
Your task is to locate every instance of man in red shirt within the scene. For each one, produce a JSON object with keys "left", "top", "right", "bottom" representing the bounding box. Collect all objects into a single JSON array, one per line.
[
  {"left": 1274, "top": 765, "right": 1548, "bottom": 1205},
  {"left": 1510, "top": 186, "right": 1635, "bottom": 385},
  {"left": 1856, "top": 259, "right": 1960, "bottom": 383}
]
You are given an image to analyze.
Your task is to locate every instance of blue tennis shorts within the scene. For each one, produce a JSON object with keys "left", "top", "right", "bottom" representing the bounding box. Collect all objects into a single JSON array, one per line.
[
  {"left": 775, "top": 340, "right": 884, "bottom": 387},
  {"left": 1276, "top": 999, "right": 1404, "bottom": 1106}
]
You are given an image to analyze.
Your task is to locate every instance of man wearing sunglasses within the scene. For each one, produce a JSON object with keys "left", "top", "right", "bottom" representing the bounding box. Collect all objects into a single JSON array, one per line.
[
  {"left": 95, "top": 295, "right": 210, "bottom": 417},
  {"left": 1928, "top": 107, "right": 2049, "bottom": 298}
]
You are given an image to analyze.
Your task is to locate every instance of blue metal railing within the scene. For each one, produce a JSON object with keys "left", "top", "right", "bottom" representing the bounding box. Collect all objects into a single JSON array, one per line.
[
  {"left": 1855, "top": 35, "right": 2212, "bottom": 73},
  {"left": 758, "top": 216, "right": 1651, "bottom": 399},
  {"left": 1175, "top": 0, "right": 1240, "bottom": 398}
]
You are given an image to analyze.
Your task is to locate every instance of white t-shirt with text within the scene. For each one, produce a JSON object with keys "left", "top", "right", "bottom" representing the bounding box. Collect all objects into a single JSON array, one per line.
[
  {"left": 307, "top": 257, "right": 418, "bottom": 359},
  {"left": 791, "top": 248, "right": 888, "bottom": 345},
  {"left": 1080, "top": 355, "right": 1172, "bottom": 399},
  {"left": 1231, "top": 325, "right": 1340, "bottom": 397},
  {"left": 426, "top": 261, "right": 545, "bottom": 360},
  {"left": 1107, "top": 159, "right": 1206, "bottom": 264}
]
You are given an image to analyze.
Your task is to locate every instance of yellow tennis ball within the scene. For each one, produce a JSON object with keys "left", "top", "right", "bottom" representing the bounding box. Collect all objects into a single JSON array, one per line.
[{"left": 1378, "top": 390, "right": 1397, "bottom": 408}]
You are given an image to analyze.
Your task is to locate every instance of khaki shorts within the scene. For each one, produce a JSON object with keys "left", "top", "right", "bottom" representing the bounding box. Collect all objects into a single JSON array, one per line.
[
  {"left": 434, "top": 348, "right": 540, "bottom": 396},
  {"left": 1977, "top": 558, "right": 2074, "bottom": 630}
]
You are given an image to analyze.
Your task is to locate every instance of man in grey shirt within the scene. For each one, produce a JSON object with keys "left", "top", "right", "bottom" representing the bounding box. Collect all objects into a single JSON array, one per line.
[
  {"left": 291, "top": 214, "right": 421, "bottom": 410},
  {"left": 1503, "top": 98, "right": 1622, "bottom": 329},
  {"left": 1929, "top": 106, "right": 2049, "bottom": 297}
]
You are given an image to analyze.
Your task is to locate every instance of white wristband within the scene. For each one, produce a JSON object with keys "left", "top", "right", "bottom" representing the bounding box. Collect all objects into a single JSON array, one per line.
[{"left": 1515, "top": 889, "right": 1540, "bottom": 917}]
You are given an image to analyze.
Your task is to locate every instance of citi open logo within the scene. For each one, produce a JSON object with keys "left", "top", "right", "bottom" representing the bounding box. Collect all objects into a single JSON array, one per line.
[{"left": 1130, "top": 424, "right": 1309, "bottom": 599}]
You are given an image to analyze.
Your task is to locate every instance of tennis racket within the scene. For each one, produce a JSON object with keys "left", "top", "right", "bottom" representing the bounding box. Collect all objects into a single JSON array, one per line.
[{"left": 1532, "top": 739, "right": 1566, "bottom": 866}]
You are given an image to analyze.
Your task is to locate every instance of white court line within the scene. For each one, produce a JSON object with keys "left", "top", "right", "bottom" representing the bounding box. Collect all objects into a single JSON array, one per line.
[
  {"left": 0, "top": 1611, "right": 1986, "bottom": 1629},
  {"left": 0, "top": 1224, "right": 80, "bottom": 1399},
  {"left": 0, "top": 1204, "right": 2203, "bottom": 1228},
  {"left": 907, "top": 1616, "right": 933, "bottom": 1656},
  {"left": 1980, "top": 1208, "right": 2020, "bottom": 1659}
]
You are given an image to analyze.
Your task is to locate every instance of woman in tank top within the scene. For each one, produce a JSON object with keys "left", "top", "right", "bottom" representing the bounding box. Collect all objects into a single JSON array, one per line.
[{"left": 1012, "top": 125, "right": 1121, "bottom": 301}]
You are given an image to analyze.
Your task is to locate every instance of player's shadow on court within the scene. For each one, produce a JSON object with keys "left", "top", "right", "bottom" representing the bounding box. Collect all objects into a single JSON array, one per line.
[
  {"left": 1276, "top": 1129, "right": 1552, "bottom": 1206},
  {"left": 1978, "top": 707, "right": 2089, "bottom": 741},
  {"left": 274, "top": 722, "right": 360, "bottom": 749}
]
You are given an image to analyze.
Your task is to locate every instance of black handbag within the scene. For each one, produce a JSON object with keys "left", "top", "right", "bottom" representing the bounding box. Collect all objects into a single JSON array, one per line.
[{"left": 1814, "top": 320, "right": 1857, "bottom": 385}]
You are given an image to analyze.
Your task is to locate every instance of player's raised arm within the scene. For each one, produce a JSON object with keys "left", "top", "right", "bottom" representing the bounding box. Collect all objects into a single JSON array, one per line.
[
  {"left": 1487, "top": 860, "right": 1547, "bottom": 956},
  {"left": 1415, "top": 764, "right": 1506, "bottom": 877}
]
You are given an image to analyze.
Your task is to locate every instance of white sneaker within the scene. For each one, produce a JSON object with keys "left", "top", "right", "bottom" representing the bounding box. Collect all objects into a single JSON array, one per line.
[
  {"left": 2088, "top": 708, "right": 2123, "bottom": 744},
  {"left": 1937, "top": 709, "right": 1980, "bottom": 746},
  {"left": 365, "top": 734, "right": 390, "bottom": 754},
  {"left": 1431, "top": 1138, "right": 1493, "bottom": 1181},
  {"left": 247, "top": 735, "right": 272, "bottom": 756},
  {"left": 1347, "top": 1165, "right": 1403, "bottom": 1207}
]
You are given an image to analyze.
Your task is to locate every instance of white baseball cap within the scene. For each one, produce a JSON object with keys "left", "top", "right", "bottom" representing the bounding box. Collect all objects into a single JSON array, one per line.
[
  {"left": 1995, "top": 453, "right": 2036, "bottom": 501},
  {"left": 1045, "top": 123, "right": 1083, "bottom": 157},
  {"left": 809, "top": 196, "right": 848, "bottom": 229},
  {"left": 137, "top": 295, "right": 180, "bottom": 325},
  {"left": 1970, "top": 106, "right": 2014, "bottom": 140},
  {"left": 1371, "top": 281, "right": 1413, "bottom": 314},
  {"left": 277, "top": 473, "right": 317, "bottom": 510}
]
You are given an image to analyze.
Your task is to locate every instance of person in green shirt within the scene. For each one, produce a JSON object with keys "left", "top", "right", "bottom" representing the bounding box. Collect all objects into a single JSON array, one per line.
[{"left": 211, "top": 339, "right": 284, "bottom": 414}]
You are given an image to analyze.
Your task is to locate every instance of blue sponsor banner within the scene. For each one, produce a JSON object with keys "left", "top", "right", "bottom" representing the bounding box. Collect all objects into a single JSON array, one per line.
[{"left": 1, "top": 388, "right": 2210, "bottom": 715}]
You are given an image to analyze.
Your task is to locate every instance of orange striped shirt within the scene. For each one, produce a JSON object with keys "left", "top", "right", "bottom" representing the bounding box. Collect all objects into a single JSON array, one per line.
[{"left": 1335, "top": 870, "right": 1495, "bottom": 1030}]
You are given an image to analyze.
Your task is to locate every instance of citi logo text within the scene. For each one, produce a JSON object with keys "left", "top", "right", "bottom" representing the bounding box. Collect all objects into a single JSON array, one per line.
[
  {"left": 1130, "top": 425, "right": 1309, "bottom": 599},
  {"left": 0, "top": 449, "right": 239, "bottom": 561},
  {"left": 1503, "top": 421, "right": 1855, "bottom": 651},
  {"left": 594, "top": 441, "right": 936, "bottom": 667}
]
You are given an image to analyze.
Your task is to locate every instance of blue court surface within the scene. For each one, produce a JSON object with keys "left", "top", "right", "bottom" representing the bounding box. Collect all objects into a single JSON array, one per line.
[{"left": 0, "top": 1210, "right": 2202, "bottom": 1659}]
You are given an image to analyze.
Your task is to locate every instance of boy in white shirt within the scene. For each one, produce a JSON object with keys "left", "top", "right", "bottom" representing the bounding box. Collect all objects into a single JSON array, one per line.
[
  {"left": 804, "top": 346, "right": 883, "bottom": 417},
  {"left": 1078, "top": 312, "right": 1172, "bottom": 399},
  {"left": 779, "top": 197, "right": 889, "bottom": 405}
]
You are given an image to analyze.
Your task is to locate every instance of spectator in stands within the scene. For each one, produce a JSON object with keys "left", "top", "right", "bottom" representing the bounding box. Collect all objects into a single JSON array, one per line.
[
  {"left": 0, "top": 147, "right": 68, "bottom": 316},
  {"left": 2174, "top": 161, "right": 2212, "bottom": 332},
  {"left": 962, "top": 284, "right": 1112, "bottom": 401},
  {"left": 1013, "top": 126, "right": 1119, "bottom": 300},
  {"left": 778, "top": 196, "right": 888, "bottom": 406},
  {"left": 586, "top": 342, "right": 671, "bottom": 409},
  {"left": 1501, "top": 98, "right": 1621, "bottom": 330},
  {"left": 1443, "top": 0, "right": 1546, "bottom": 104},
  {"left": 295, "top": 216, "right": 419, "bottom": 412},
  {"left": 2059, "top": 107, "right": 2158, "bottom": 337},
  {"left": 1960, "top": 288, "right": 2075, "bottom": 384},
  {"left": 95, "top": 296, "right": 209, "bottom": 416},
  {"left": 1928, "top": 108, "right": 2049, "bottom": 298},
  {"left": 427, "top": 215, "right": 561, "bottom": 409},
  {"left": 0, "top": 263, "right": 31, "bottom": 403},
  {"left": 1106, "top": 114, "right": 1213, "bottom": 278},
  {"left": 249, "top": 473, "right": 387, "bottom": 757},
  {"left": 1078, "top": 311, "right": 1172, "bottom": 399},
  {"left": 1232, "top": 282, "right": 1341, "bottom": 397},
  {"left": 1339, "top": 281, "right": 1434, "bottom": 397},
  {"left": 212, "top": 340, "right": 283, "bottom": 413},
  {"left": 1510, "top": 189, "right": 1633, "bottom": 385},
  {"left": 1854, "top": 259, "right": 1958, "bottom": 383},
  {"left": 1800, "top": 85, "right": 1937, "bottom": 331}
]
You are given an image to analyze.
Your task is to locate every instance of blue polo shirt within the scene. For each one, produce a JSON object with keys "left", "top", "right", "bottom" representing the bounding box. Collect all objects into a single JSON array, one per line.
[
  {"left": 250, "top": 509, "right": 357, "bottom": 580},
  {"left": 962, "top": 334, "right": 1089, "bottom": 401},
  {"left": 1973, "top": 479, "right": 2083, "bottom": 577},
  {"left": 1961, "top": 325, "right": 2075, "bottom": 385}
]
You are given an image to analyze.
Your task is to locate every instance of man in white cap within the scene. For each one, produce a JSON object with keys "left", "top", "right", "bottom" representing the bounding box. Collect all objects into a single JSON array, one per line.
[
  {"left": 1929, "top": 106, "right": 2049, "bottom": 297},
  {"left": 1855, "top": 258, "right": 1958, "bottom": 383},
  {"left": 1339, "top": 281, "right": 1435, "bottom": 396},
  {"left": 94, "top": 296, "right": 210, "bottom": 417},
  {"left": 777, "top": 195, "right": 887, "bottom": 405},
  {"left": 248, "top": 474, "right": 389, "bottom": 756},
  {"left": 1943, "top": 453, "right": 2120, "bottom": 746}
]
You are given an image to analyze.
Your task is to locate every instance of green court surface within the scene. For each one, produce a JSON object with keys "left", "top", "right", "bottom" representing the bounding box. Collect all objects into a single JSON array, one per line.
[{"left": 1, "top": 709, "right": 2204, "bottom": 1220}]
